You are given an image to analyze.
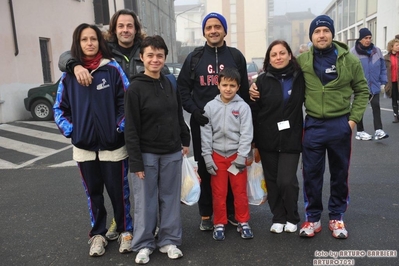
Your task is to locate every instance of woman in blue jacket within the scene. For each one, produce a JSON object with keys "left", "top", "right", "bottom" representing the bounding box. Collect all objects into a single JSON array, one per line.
[{"left": 53, "top": 23, "right": 133, "bottom": 257}]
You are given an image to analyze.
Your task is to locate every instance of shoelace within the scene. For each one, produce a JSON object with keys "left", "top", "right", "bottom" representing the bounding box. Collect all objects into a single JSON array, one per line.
[
  {"left": 303, "top": 222, "right": 315, "bottom": 229},
  {"left": 215, "top": 225, "right": 224, "bottom": 231},
  {"left": 119, "top": 232, "right": 133, "bottom": 243},
  {"left": 89, "top": 235, "right": 106, "bottom": 246},
  {"left": 108, "top": 219, "right": 117, "bottom": 231},
  {"left": 239, "top": 223, "right": 250, "bottom": 230},
  {"left": 331, "top": 220, "right": 345, "bottom": 229}
]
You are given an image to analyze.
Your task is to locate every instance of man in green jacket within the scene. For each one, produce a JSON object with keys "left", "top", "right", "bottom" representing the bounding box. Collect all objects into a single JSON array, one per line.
[
  {"left": 297, "top": 15, "right": 369, "bottom": 239},
  {"left": 249, "top": 15, "right": 369, "bottom": 240}
]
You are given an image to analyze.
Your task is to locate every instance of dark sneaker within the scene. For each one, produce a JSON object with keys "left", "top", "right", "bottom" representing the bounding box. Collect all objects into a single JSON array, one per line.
[
  {"left": 227, "top": 214, "right": 238, "bottom": 226},
  {"left": 237, "top": 222, "right": 254, "bottom": 239},
  {"left": 200, "top": 217, "right": 213, "bottom": 231},
  {"left": 105, "top": 218, "right": 119, "bottom": 241},
  {"left": 213, "top": 224, "right": 225, "bottom": 241}
]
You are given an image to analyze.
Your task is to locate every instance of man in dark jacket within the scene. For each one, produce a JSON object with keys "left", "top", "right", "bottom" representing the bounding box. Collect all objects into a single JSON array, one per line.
[
  {"left": 58, "top": 9, "right": 145, "bottom": 86},
  {"left": 58, "top": 9, "right": 173, "bottom": 84},
  {"left": 177, "top": 12, "right": 250, "bottom": 231}
]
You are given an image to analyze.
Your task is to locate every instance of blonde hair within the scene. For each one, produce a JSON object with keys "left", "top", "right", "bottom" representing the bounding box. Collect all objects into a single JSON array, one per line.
[{"left": 387, "top": 38, "right": 399, "bottom": 53}]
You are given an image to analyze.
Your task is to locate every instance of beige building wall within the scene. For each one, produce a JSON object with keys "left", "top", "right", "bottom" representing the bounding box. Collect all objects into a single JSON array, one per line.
[
  {"left": 291, "top": 18, "right": 314, "bottom": 53},
  {"left": 1, "top": 0, "right": 175, "bottom": 123},
  {"left": 0, "top": 0, "right": 95, "bottom": 123},
  {"left": 243, "top": 0, "right": 268, "bottom": 62},
  {"left": 205, "top": 0, "right": 268, "bottom": 62}
]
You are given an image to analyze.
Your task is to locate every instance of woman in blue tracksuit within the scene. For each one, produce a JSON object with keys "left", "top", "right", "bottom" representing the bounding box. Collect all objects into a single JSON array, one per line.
[{"left": 53, "top": 23, "right": 132, "bottom": 257}]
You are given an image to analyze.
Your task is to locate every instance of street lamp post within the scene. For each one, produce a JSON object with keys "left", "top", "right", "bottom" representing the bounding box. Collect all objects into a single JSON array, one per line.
[
  {"left": 175, "top": 4, "right": 204, "bottom": 21},
  {"left": 173, "top": 4, "right": 204, "bottom": 62}
]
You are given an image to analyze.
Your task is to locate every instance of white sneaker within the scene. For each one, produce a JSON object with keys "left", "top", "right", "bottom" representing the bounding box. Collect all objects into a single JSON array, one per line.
[
  {"left": 284, "top": 222, "right": 297, "bottom": 233},
  {"left": 299, "top": 220, "right": 322, "bottom": 237},
  {"left": 88, "top": 235, "right": 107, "bottom": 257},
  {"left": 159, "top": 244, "right": 183, "bottom": 259},
  {"left": 135, "top": 248, "right": 153, "bottom": 264},
  {"left": 329, "top": 220, "right": 348, "bottom": 239},
  {"left": 270, "top": 223, "right": 285, "bottom": 233},
  {"left": 374, "top": 129, "right": 389, "bottom": 140},
  {"left": 355, "top": 131, "right": 372, "bottom": 140},
  {"left": 118, "top": 231, "right": 133, "bottom": 253}
]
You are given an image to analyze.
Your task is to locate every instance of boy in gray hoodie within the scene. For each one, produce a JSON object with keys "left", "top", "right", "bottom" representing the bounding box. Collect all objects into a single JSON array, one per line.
[{"left": 201, "top": 68, "right": 254, "bottom": 241}]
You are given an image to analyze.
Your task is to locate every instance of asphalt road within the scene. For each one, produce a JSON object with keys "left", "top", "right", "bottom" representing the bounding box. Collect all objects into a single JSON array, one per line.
[{"left": 1, "top": 96, "right": 398, "bottom": 266}]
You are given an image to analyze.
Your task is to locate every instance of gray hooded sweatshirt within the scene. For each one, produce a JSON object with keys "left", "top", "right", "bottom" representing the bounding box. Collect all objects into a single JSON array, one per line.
[{"left": 201, "top": 94, "right": 253, "bottom": 165}]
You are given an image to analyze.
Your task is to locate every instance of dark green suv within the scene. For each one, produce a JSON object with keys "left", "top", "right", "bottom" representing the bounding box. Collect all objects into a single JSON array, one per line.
[{"left": 24, "top": 79, "right": 60, "bottom": 121}]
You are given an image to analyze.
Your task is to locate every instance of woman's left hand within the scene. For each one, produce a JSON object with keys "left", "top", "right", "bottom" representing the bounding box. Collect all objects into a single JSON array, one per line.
[
  {"left": 182, "top": 146, "right": 189, "bottom": 156},
  {"left": 135, "top": 171, "right": 145, "bottom": 179}
]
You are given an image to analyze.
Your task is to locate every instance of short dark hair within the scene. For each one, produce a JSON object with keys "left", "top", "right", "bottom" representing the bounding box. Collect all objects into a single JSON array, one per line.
[
  {"left": 70, "top": 23, "right": 113, "bottom": 62},
  {"left": 263, "top": 39, "right": 300, "bottom": 72},
  {"left": 105, "top": 9, "right": 144, "bottom": 43},
  {"left": 218, "top": 67, "right": 241, "bottom": 85},
  {"left": 140, "top": 35, "right": 168, "bottom": 57}
]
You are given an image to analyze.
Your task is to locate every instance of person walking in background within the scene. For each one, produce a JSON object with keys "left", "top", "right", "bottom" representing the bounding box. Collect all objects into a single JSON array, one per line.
[
  {"left": 251, "top": 40, "right": 305, "bottom": 234},
  {"left": 53, "top": 23, "right": 133, "bottom": 257},
  {"left": 201, "top": 67, "right": 254, "bottom": 241},
  {"left": 384, "top": 38, "right": 399, "bottom": 123},
  {"left": 177, "top": 12, "right": 250, "bottom": 231},
  {"left": 124, "top": 35, "right": 190, "bottom": 265},
  {"left": 350, "top": 28, "right": 388, "bottom": 140}
]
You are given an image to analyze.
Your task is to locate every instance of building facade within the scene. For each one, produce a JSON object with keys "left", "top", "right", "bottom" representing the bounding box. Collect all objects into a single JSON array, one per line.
[
  {"left": 323, "top": 0, "right": 399, "bottom": 50},
  {"left": 0, "top": 0, "right": 175, "bottom": 123},
  {"left": 175, "top": 0, "right": 270, "bottom": 65}
]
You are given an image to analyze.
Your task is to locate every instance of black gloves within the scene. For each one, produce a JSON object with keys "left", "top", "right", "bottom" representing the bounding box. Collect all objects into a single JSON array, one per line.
[{"left": 192, "top": 109, "right": 209, "bottom": 126}]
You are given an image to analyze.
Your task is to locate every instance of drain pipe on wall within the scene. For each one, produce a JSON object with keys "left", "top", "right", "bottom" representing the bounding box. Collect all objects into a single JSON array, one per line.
[{"left": 9, "top": 0, "right": 19, "bottom": 56}]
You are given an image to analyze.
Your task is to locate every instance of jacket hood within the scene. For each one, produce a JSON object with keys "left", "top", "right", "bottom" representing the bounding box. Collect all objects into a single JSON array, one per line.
[
  {"left": 89, "top": 58, "right": 111, "bottom": 74},
  {"left": 332, "top": 40, "right": 349, "bottom": 55}
]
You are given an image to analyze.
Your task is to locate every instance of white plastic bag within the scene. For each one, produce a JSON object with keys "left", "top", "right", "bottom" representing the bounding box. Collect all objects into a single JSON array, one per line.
[
  {"left": 181, "top": 156, "right": 201, "bottom": 205},
  {"left": 246, "top": 161, "right": 267, "bottom": 205}
]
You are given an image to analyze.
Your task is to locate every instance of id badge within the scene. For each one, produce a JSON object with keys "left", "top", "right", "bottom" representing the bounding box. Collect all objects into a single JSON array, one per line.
[{"left": 277, "top": 120, "right": 290, "bottom": 131}]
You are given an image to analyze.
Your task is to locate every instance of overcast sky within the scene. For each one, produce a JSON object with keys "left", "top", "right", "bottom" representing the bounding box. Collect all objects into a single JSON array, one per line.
[{"left": 174, "top": 0, "right": 332, "bottom": 16}]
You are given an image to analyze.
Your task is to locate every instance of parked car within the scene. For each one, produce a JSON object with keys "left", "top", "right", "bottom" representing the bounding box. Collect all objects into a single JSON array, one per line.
[
  {"left": 24, "top": 79, "right": 59, "bottom": 121},
  {"left": 247, "top": 61, "right": 262, "bottom": 85},
  {"left": 166, "top": 63, "right": 182, "bottom": 78}
]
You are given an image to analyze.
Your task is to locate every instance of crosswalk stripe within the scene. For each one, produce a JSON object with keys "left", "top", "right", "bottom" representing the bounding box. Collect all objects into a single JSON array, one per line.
[
  {"left": 0, "top": 136, "right": 56, "bottom": 156},
  {"left": 17, "top": 121, "right": 58, "bottom": 129},
  {"left": 0, "top": 124, "right": 71, "bottom": 144},
  {"left": 11, "top": 145, "right": 72, "bottom": 169},
  {"left": 0, "top": 158, "right": 18, "bottom": 169}
]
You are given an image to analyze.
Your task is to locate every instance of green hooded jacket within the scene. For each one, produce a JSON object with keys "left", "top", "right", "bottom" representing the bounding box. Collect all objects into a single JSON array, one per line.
[{"left": 297, "top": 40, "right": 369, "bottom": 123}]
